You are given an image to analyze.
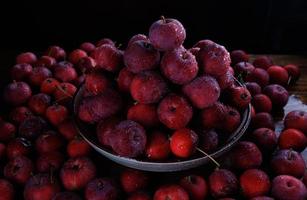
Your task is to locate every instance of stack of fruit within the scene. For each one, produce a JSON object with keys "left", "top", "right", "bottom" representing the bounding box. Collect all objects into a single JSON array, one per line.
[
  {"left": 0, "top": 17, "right": 305, "bottom": 200},
  {"left": 76, "top": 18, "right": 251, "bottom": 161}
]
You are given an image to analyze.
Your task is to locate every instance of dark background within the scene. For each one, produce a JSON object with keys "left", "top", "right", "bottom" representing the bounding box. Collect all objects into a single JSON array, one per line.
[{"left": 0, "top": 0, "right": 306, "bottom": 66}]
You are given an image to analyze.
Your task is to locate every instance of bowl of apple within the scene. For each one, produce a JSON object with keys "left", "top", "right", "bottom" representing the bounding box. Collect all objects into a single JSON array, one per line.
[{"left": 73, "top": 17, "right": 252, "bottom": 172}]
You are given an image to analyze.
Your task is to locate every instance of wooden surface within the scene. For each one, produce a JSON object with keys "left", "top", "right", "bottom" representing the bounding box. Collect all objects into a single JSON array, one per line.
[{"left": 251, "top": 54, "right": 307, "bottom": 102}]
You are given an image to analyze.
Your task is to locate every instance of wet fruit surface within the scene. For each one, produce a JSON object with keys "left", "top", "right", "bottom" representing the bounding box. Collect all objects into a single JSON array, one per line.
[{"left": 0, "top": 17, "right": 306, "bottom": 200}]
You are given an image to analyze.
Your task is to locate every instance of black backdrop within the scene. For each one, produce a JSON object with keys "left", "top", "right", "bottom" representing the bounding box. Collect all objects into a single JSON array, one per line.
[{"left": 0, "top": 0, "right": 307, "bottom": 62}]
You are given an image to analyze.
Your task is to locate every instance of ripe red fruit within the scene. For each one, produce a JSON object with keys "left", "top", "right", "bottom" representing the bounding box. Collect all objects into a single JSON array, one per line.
[
  {"left": 270, "top": 149, "right": 305, "bottom": 178},
  {"left": 161, "top": 47, "right": 198, "bottom": 84},
  {"left": 60, "top": 157, "right": 96, "bottom": 190},
  {"left": 52, "top": 192, "right": 82, "bottom": 200},
  {"left": 251, "top": 106, "right": 256, "bottom": 118},
  {"left": 78, "top": 56, "right": 97, "bottom": 72},
  {"left": 199, "top": 130, "right": 219, "bottom": 153},
  {"left": 284, "top": 110, "right": 307, "bottom": 133},
  {"left": 96, "top": 117, "right": 120, "bottom": 147},
  {"left": 240, "top": 169, "right": 271, "bottom": 198},
  {"left": 124, "top": 40, "right": 160, "bottom": 73},
  {"left": 40, "top": 78, "right": 60, "bottom": 94},
  {"left": 233, "top": 62, "right": 255, "bottom": 77},
  {"left": 231, "top": 141, "right": 262, "bottom": 169},
  {"left": 28, "top": 93, "right": 51, "bottom": 115},
  {"left": 198, "top": 42, "right": 231, "bottom": 77},
  {"left": 221, "top": 106, "right": 241, "bottom": 133},
  {"left": 80, "top": 42, "right": 96, "bottom": 53},
  {"left": 85, "top": 178, "right": 118, "bottom": 200},
  {"left": 252, "top": 56, "right": 273, "bottom": 70},
  {"left": 91, "top": 44, "right": 122, "bottom": 72},
  {"left": 4, "top": 156, "right": 33, "bottom": 184},
  {"left": 4, "top": 81, "right": 32, "bottom": 106},
  {"left": 46, "top": 104, "right": 69, "bottom": 126},
  {"left": 149, "top": 18, "right": 186, "bottom": 51},
  {"left": 230, "top": 50, "right": 249, "bottom": 65},
  {"left": 263, "top": 84, "right": 289, "bottom": 108},
  {"left": 67, "top": 137, "right": 91, "bottom": 158},
  {"left": 85, "top": 72, "right": 110, "bottom": 96},
  {"left": 284, "top": 64, "right": 300, "bottom": 84},
  {"left": 209, "top": 169, "right": 239, "bottom": 198},
  {"left": 6, "top": 137, "right": 31, "bottom": 159},
  {"left": 278, "top": 129, "right": 307, "bottom": 151},
  {"left": 128, "top": 103, "right": 160, "bottom": 127},
  {"left": 227, "top": 86, "right": 251, "bottom": 109},
  {"left": 44, "top": 45, "right": 66, "bottom": 60},
  {"left": 120, "top": 169, "right": 149, "bottom": 193},
  {"left": 158, "top": 94, "right": 193, "bottom": 129},
  {"left": 250, "top": 128, "right": 277, "bottom": 152},
  {"left": 245, "top": 82, "right": 262, "bottom": 96},
  {"left": 179, "top": 175, "right": 208, "bottom": 200},
  {"left": 11, "top": 63, "right": 33, "bottom": 81},
  {"left": 170, "top": 128, "right": 198, "bottom": 158},
  {"left": 201, "top": 102, "right": 226, "bottom": 130},
  {"left": 19, "top": 116, "right": 48, "bottom": 139},
  {"left": 54, "top": 82, "right": 77, "bottom": 104},
  {"left": 228, "top": 66, "right": 235, "bottom": 75},
  {"left": 35, "top": 131, "right": 64, "bottom": 154},
  {"left": 146, "top": 130, "right": 170, "bottom": 160},
  {"left": 128, "top": 34, "right": 149, "bottom": 46},
  {"left": 183, "top": 75, "right": 220, "bottom": 109},
  {"left": 110, "top": 120, "right": 147, "bottom": 158},
  {"left": 0, "top": 179, "right": 14, "bottom": 200},
  {"left": 271, "top": 175, "right": 307, "bottom": 200},
  {"left": 54, "top": 65, "right": 78, "bottom": 84},
  {"left": 128, "top": 191, "right": 151, "bottom": 200},
  {"left": 57, "top": 119, "right": 78, "bottom": 140},
  {"left": 16, "top": 52, "right": 37, "bottom": 64},
  {"left": 9, "top": 106, "right": 33, "bottom": 125},
  {"left": 35, "top": 56, "right": 56, "bottom": 68},
  {"left": 251, "top": 112, "right": 275, "bottom": 130},
  {"left": 96, "top": 38, "right": 115, "bottom": 47},
  {"left": 78, "top": 89, "right": 122, "bottom": 123},
  {"left": 0, "top": 121, "right": 16, "bottom": 142},
  {"left": 267, "top": 65, "right": 289, "bottom": 86},
  {"left": 36, "top": 151, "right": 64, "bottom": 173},
  {"left": 68, "top": 49, "right": 87, "bottom": 64},
  {"left": 245, "top": 68, "right": 270, "bottom": 88},
  {"left": 117, "top": 67, "right": 135, "bottom": 93},
  {"left": 153, "top": 184, "right": 189, "bottom": 200},
  {"left": 130, "top": 71, "right": 168, "bottom": 104},
  {"left": 193, "top": 39, "right": 215, "bottom": 49},
  {"left": 216, "top": 70, "right": 235, "bottom": 90},
  {"left": 24, "top": 173, "right": 60, "bottom": 200},
  {"left": 252, "top": 94, "right": 272, "bottom": 113},
  {"left": 29, "top": 67, "right": 52, "bottom": 86}
]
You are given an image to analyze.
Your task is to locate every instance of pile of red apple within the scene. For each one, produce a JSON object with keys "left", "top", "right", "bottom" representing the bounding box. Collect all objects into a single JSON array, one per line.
[{"left": 0, "top": 17, "right": 305, "bottom": 200}]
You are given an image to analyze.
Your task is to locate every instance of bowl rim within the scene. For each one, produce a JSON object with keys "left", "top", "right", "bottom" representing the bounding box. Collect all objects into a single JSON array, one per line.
[{"left": 72, "top": 79, "right": 251, "bottom": 170}]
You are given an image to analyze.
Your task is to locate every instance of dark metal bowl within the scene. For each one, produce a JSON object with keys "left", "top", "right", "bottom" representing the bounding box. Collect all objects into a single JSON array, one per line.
[{"left": 73, "top": 80, "right": 251, "bottom": 172}]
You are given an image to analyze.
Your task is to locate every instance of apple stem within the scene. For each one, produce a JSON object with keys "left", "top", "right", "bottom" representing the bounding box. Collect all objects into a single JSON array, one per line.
[
  {"left": 196, "top": 147, "right": 220, "bottom": 168},
  {"left": 161, "top": 15, "right": 166, "bottom": 23},
  {"left": 55, "top": 85, "right": 73, "bottom": 98},
  {"left": 287, "top": 148, "right": 293, "bottom": 160},
  {"left": 287, "top": 76, "right": 292, "bottom": 85}
]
